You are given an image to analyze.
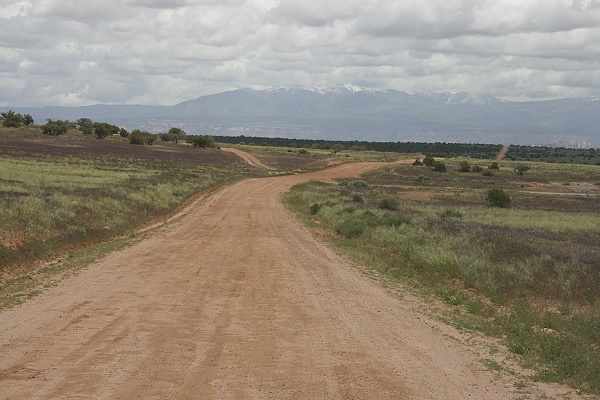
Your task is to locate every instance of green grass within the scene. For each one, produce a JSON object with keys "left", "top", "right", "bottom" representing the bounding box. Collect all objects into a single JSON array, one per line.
[
  {"left": 283, "top": 160, "right": 600, "bottom": 395},
  {"left": 0, "top": 153, "right": 246, "bottom": 273}
]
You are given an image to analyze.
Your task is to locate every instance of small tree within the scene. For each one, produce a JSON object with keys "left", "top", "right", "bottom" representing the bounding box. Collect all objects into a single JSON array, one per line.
[
  {"left": 486, "top": 188, "right": 511, "bottom": 208},
  {"left": 489, "top": 162, "right": 500, "bottom": 170},
  {"left": 1, "top": 110, "right": 23, "bottom": 127},
  {"left": 42, "top": 119, "right": 69, "bottom": 136},
  {"left": 76, "top": 118, "right": 94, "bottom": 135},
  {"left": 129, "top": 129, "right": 155, "bottom": 145},
  {"left": 168, "top": 127, "right": 186, "bottom": 143},
  {"left": 189, "top": 135, "right": 216, "bottom": 148},
  {"left": 22, "top": 114, "right": 34, "bottom": 125}
]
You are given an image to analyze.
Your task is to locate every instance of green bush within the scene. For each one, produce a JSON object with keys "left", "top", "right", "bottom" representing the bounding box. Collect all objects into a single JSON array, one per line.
[
  {"left": 432, "top": 161, "right": 447, "bottom": 172},
  {"left": 351, "top": 192, "right": 365, "bottom": 203},
  {"left": 439, "top": 208, "right": 463, "bottom": 220},
  {"left": 42, "top": 119, "right": 70, "bottom": 136},
  {"left": 458, "top": 161, "right": 471, "bottom": 173},
  {"left": 189, "top": 135, "right": 216, "bottom": 148},
  {"left": 489, "top": 162, "right": 500, "bottom": 170},
  {"left": 129, "top": 129, "right": 155, "bottom": 145},
  {"left": 309, "top": 203, "right": 322, "bottom": 215},
  {"left": 482, "top": 170, "right": 494, "bottom": 176},
  {"left": 472, "top": 165, "right": 483, "bottom": 173},
  {"left": 423, "top": 155, "right": 436, "bottom": 167},
  {"left": 379, "top": 196, "right": 400, "bottom": 210},
  {"left": 486, "top": 188, "right": 511, "bottom": 208},
  {"left": 413, "top": 158, "right": 424, "bottom": 166},
  {"left": 515, "top": 164, "right": 530, "bottom": 176},
  {"left": 336, "top": 219, "right": 366, "bottom": 238},
  {"left": 382, "top": 214, "right": 411, "bottom": 226},
  {"left": 351, "top": 180, "right": 369, "bottom": 187}
]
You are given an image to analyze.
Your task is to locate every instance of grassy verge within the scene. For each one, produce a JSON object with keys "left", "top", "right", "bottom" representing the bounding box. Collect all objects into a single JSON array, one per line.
[
  {"left": 0, "top": 236, "right": 138, "bottom": 310},
  {"left": 283, "top": 158, "right": 600, "bottom": 395},
  {"left": 0, "top": 150, "right": 247, "bottom": 275}
]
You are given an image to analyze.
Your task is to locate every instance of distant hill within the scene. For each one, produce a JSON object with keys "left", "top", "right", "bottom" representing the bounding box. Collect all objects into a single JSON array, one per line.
[{"left": 3, "top": 86, "right": 599, "bottom": 147}]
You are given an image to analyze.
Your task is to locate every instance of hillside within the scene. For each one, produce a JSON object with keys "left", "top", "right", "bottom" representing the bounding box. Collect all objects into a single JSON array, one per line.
[{"left": 2, "top": 86, "right": 599, "bottom": 148}]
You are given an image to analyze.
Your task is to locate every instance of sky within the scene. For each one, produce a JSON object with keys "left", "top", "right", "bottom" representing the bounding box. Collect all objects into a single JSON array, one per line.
[{"left": 1, "top": 0, "right": 600, "bottom": 107}]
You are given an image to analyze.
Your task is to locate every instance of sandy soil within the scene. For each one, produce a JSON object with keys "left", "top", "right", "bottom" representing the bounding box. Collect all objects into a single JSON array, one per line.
[
  {"left": 496, "top": 146, "right": 509, "bottom": 161},
  {"left": 0, "top": 160, "right": 581, "bottom": 399},
  {"left": 221, "top": 148, "right": 277, "bottom": 170}
]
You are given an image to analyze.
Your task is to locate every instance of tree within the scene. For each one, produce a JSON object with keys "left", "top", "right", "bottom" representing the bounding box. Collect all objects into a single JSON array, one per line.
[
  {"left": 168, "top": 127, "right": 186, "bottom": 143},
  {"left": 486, "top": 188, "right": 511, "bottom": 208},
  {"left": 119, "top": 127, "right": 129, "bottom": 137},
  {"left": 515, "top": 164, "right": 530, "bottom": 176},
  {"left": 189, "top": 135, "right": 216, "bottom": 148},
  {"left": 93, "top": 122, "right": 119, "bottom": 139},
  {"left": 129, "top": 129, "right": 155, "bottom": 145},
  {"left": 1, "top": 110, "right": 24, "bottom": 127},
  {"left": 42, "top": 119, "right": 69, "bottom": 136},
  {"left": 76, "top": 118, "right": 94, "bottom": 135},
  {"left": 22, "top": 114, "right": 34, "bottom": 125}
]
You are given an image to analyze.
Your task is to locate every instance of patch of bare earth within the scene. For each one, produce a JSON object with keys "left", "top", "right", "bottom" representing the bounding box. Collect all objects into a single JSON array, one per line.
[{"left": 0, "top": 158, "right": 586, "bottom": 399}]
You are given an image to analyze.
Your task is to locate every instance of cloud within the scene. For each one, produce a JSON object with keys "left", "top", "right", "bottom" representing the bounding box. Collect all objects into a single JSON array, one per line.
[{"left": 0, "top": 0, "right": 599, "bottom": 107}]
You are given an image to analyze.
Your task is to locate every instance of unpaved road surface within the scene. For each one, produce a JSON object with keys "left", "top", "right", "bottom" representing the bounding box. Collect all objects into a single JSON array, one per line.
[{"left": 0, "top": 162, "right": 570, "bottom": 399}]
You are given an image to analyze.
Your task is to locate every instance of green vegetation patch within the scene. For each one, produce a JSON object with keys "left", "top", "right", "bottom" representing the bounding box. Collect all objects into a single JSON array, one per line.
[
  {"left": 0, "top": 152, "right": 246, "bottom": 273},
  {"left": 283, "top": 160, "right": 600, "bottom": 394}
]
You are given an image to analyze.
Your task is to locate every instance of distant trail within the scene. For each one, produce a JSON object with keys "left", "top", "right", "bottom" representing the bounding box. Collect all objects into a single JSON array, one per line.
[
  {"left": 221, "top": 148, "right": 277, "bottom": 170},
  {"left": 496, "top": 145, "right": 509, "bottom": 161},
  {"left": 0, "top": 160, "right": 578, "bottom": 399}
]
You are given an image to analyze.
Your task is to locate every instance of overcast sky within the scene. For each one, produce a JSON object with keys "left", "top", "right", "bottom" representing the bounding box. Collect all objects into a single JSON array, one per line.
[{"left": 1, "top": 0, "right": 600, "bottom": 107}]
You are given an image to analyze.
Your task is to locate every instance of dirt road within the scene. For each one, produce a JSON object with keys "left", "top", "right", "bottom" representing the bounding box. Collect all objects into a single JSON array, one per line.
[{"left": 0, "top": 162, "right": 557, "bottom": 399}]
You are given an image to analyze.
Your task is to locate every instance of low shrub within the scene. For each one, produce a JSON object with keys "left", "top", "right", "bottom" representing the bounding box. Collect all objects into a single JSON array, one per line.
[
  {"left": 486, "top": 188, "right": 511, "bottom": 208},
  {"left": 379, "top": 196, "right": 400, "bottom": 210},
  {"left": 309, "top": 203, "right": 322, "bottom": 215},
  {"left": 351, "top": 192, "right": 365, "bottom": 203}
]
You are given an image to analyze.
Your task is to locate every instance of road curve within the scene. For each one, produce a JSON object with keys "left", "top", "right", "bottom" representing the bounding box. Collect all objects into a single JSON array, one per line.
[{"left": 1, "top": 162, "right": 526, "bottom": 399}]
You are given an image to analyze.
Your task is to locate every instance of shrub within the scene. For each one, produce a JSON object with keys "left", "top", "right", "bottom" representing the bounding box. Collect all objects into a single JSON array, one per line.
[
  {"left": 472, "top": 165, "right": 483, "bottom": 173},
  {"left": 489, "top": 162, "right": 500, "bottom": 170},
  {"left": 423, "top": 155, "right": 436, "bottom": 167},
  {"left": 351, "top": 180, "right": 369, "bottom": 187},
  {"left": 351, "top": 192, "right": 365, "bottom": 203},
  {"left": 382, "top": 214, "right": 411, "bottom": 226},
  {"left": 189, "top": 135, "right": 216, "bottom": 148},
  {"left": 129, "top": 129, "right": 155, "bottom": 145},
  {"left": 439, "top": 208, "right": 463, "bottom": 220},
  {"left": 515, "top": 164, "right": 530, "bottom": 176},
  {"left": 309, "top": 203, "right": 322, "bottom": 215},
  {"left": 432, "top": 161, "right": 447, "bottom": 172},
  {"left": 482, "top": 170, "right": 494, "bottom": 176},
  {"left": 458, "top": 161, "right": 471, "bottom": 173},
  {"left": 379, "top": 196, "right": 400, "bottom": 210},
  {"left": 486, "top": 188, "right": 511, "bottom": 208},
  {"left": 413, "top": 158, "right": 424, "bottom": 166},
  {"left": 42, "top": 119, "right": 70, "bottom": 136},
  {"left": 336, "top": 219, "right": 366, "bottom": 238}
]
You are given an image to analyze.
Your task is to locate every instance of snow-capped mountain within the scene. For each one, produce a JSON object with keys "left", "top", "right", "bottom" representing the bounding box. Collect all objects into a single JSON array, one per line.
[{"left": 3, "top": 86, "right": 599, "bottom": 147}]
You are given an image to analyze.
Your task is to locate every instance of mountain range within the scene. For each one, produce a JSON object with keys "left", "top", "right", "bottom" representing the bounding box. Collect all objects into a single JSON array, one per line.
[{"left": 3, "top": 86, "right": 599, "bottom": 148}]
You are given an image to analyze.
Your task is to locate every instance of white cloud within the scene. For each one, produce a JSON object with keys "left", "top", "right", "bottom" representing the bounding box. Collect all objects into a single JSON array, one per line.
[{"left": 0, "top": 0, "right": 599, "bottom": 106}]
